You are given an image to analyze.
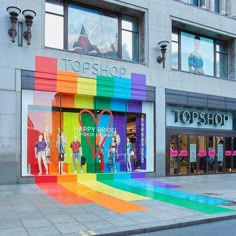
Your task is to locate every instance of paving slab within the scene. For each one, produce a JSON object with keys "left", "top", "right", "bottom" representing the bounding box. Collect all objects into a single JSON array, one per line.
[{"left": 0, "top": 174, "right": 236, "bottom": 235}]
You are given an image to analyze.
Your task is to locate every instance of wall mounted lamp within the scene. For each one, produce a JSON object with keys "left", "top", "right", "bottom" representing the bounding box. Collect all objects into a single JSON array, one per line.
[
  {"left": 156, "top": 40, "right": 169, "bottom": 68},
  {"left": 22, "top": 9, "right": 36, "bottom": 45},
  {"left": 6, "top": 6, "right": 21, "bottom": 43}
]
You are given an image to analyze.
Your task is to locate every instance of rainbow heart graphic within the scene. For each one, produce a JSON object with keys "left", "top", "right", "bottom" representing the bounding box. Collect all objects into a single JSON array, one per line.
[{"left": 78, "top": 109, "right": 113, "bottom": 159}]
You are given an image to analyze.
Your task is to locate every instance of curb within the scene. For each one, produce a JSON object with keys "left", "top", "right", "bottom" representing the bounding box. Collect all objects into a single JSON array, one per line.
[{"left": 97, "top": 214, "right": 236, "bottom": 236}]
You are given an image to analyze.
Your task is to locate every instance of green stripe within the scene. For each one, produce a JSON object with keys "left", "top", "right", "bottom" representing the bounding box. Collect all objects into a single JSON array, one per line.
[
  {"left": 99, "top": 180, "right": 235, "bottom": 215},
  {"left": 97, "top": 75, "right": 114, "bottom": 98},
  {"left": 95, "top": 97, "right": 111, "bottom": 110}
]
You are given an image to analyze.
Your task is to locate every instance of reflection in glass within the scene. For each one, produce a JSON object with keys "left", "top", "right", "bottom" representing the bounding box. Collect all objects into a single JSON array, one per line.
[
  {"left": 216, "top": 53, "right": 228, "bottom": 78},
  {"left": 45, "top": 14, "right": 64, "bottom": 49},
  {"left": 172, "top": 42, "right": 178, "bottom": 70},
  {"left": 122, "top": 16, "right": 138, "bottom": 62},
  {"left": 68, "top": 4, "right": 118, "bottom": 58}
]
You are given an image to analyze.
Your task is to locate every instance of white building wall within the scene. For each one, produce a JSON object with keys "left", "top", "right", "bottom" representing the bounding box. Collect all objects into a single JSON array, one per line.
[{"left": 0, "top": 0, "right": 236, "bottom": 183}]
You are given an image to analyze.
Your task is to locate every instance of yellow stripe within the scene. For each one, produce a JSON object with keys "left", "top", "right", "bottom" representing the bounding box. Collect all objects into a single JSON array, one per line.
[
  {"left": 78, "top": 180, "right": 150, "bottom": 201},
  {"left": 77, "top": 174, "right": 97, "bottom": 182}
]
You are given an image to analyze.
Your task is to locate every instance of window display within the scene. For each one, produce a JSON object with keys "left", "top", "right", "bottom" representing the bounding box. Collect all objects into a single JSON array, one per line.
[{"left": 22, "top": 90, "right": 154, "bottom": 176}]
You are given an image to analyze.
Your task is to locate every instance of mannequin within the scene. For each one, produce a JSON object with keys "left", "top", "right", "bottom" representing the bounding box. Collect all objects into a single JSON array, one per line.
[
  {"left": 126, "top": 137, "right": 133, "bottom": 172},
  {"left": 96, "top": 132, "right": 105, "bottom": 172},
  {"left": 70, "top": 136, "right": 82, "bottom": 174},
  {"left": 35, "top": 134, "right": 48, "bottom": 175},
  {"left": 113, "top": 130, "right": 120, "bottom": 160},
  {"left": 56, "top": 128, "right": 67, "bottom": 174},
  {"left": 44, "top": 126, "right": 51, "bottom": 164},
  {"left": 109, "top": 137, "right": 117, "bottom": 172}
]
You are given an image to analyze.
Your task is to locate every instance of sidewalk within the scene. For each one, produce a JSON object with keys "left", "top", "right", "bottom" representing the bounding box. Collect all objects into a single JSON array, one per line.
[{"left": 0, "top": 173, "right": 236, "bottom": 236}]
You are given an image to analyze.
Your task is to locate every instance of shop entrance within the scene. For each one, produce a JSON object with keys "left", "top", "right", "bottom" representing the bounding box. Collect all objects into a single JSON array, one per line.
[{"left": 168, "top": 131, "right": 236, "bottom": 175}]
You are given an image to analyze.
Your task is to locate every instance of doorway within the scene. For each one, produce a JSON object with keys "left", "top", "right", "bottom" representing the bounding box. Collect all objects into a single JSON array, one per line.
[{"left": 167, "top": 131, "right": 236, "bottom": 175}]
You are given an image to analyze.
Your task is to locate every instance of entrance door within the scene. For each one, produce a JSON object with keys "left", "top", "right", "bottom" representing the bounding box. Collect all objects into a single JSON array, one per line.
[
  {"left": 207, "top": 136, "right": 217, "bottom": 174},
  {"left": 189, "top": 135, "right": 197, "bottom": 174},
  {"left": 197, "top": 136, "right": 207, "bottom": 174},
  {"left": 169, "top": 135, "right": 179, "bottom": 175},
  {"left": 233, "top": 138, "right": 236, "bottom": 172},
  {"left": 216, "top": 137, "right": 224, "bottom": 173},
  {"left": 178, "top": 135, "right": 189, "bottom": 175},
  {"left": 225, "top": 137, "right": 232, "bottom": 173}
]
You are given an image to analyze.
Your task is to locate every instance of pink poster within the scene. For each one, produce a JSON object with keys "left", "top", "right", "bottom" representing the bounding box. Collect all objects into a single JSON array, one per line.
[
  {"left": 179, "top": 150, "right": 188, "bottom": 157},
  {"left": 170, "top": 150, "right": 178, "bottom": 157},
  {"left": 208, "top": 150, "right": 216, "bottom": 156},
  {"left": 232, "top": 151, "right": 236, "bottom": 156},
  {"left": 225, "top": 150, "right": 232, "bottom": 156},
  {"left": 198, "top": 150, "right": 206, "bottom": 157}
]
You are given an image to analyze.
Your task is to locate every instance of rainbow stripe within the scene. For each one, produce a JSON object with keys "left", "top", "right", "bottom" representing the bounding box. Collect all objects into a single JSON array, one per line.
[{"left": 33, "top": 56, "right": 146, "bottom": 101}]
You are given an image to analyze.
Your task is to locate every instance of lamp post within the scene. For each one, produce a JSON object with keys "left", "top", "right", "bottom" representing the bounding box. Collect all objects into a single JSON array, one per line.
[
  {"left": 6, "top": 6, "right": 21, "bottom": 43},
  {"left": 156, "top": 40, "right": 169, "bottom": 68},
  {"left": 22, "top": 9, "right": 36, "bottom": 45}
]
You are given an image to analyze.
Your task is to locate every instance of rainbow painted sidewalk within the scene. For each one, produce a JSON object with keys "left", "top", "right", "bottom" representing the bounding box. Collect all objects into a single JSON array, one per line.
[
  {"left": 1, "top": 174, "right": 236, "bottom": 235},
  {"left": 35, "top": 172, "right": 235, "bottom": 215}
]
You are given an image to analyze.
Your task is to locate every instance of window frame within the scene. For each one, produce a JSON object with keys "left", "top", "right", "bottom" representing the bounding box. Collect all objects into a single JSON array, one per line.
[{"left": 45, "top": 0, "right": 141, "bottom": 63}]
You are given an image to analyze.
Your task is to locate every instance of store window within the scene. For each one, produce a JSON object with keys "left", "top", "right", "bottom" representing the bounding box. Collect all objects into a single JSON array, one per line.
[
  {"left": 171, "top": 29, "right": 228, "bottom": 78},
  {"left": 45, "top": 0, "right": 141, "bottom": 62},
  {"left": 22, "top": 90, "right": 153, "bottom": 176}
]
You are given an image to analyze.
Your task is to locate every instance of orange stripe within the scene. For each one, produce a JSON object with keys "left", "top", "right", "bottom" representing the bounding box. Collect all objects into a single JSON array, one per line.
[
  {"left": 37, "top": 183, "right": 92, "bottom": 205},
  {"left": 61, "top": 94, "right": 75, "bottom": 108},
  {"left": 57, "top": 70, "right": 78, "bottom": 94},
  {"left": 59, "top": 182, "right": 148, "bottom": 213}
]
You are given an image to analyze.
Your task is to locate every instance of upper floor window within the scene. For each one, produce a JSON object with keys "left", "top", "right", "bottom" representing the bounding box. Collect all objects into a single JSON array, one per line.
[
  {"left": 172, "top": 29, "right": 228, "bottom": 79},
  {"left": 45, "top": 0, "right": 141, "bottom": 62},
  {"left": 178, "top": 0, "right": 220, "bottom": 13}
]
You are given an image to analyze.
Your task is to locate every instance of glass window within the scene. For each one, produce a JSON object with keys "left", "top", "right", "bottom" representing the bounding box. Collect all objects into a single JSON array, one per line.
[
  {"left": 210, "top": 0, "right": 220, "bottom": 13},
  {"left": 172, "top": 42, "right": 178, "bottom": 70},
  {"left": 45, "top": 1, "right": 64, "bottom": 49},
  {"left": 45, "top": 14, "right": 64, "bottom": 49},
  {"left": 45, "top": 0, "right": 141, "bottom": 62},
  {"left": 122, "top": 16, "right": 139, "bottom": 62},
  {"left": 22, "top": 90, "right": 154, "bottom": 176},
  {"left": 46, "top": 0, "right": 64, "bottom": 15},
  {"left": 181, "top": 32, "right": 214, "bottom": 76},
  {"left": 68, "top": 5, "right": 118, "bottom": 58},
  {"left": 172, "top": 29, "right": 228, "bottom": 79},
  {"left": 172, "top": 31, "right": 179, "bottom": 70}
]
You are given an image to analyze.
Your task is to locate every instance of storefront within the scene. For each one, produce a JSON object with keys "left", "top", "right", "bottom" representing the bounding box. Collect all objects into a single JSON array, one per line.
[
  {"left": 21, "top": 56, "right": 155, "bottom": 176},
  {"left": 166, "top": 89, "right": 236, "bottom": 176}
]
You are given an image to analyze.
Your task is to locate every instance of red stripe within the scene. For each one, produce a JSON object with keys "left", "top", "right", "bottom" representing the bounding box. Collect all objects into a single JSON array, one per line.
[{"left": 36, "top": 182, "right": 92, "bottom": 205}]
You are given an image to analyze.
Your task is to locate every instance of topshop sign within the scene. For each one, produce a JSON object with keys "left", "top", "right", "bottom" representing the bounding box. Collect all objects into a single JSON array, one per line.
[
  {"left": 166, "top": 106, "right": 233, "bottom": 130},
  {"left": 62, "top": 58, "right": 127, "bottom": 77}
]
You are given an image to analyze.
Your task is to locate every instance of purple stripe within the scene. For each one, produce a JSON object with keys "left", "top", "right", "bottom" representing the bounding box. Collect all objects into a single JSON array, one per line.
[
  {"left": 131, "top": 73, "right": 146, "bottom": 101},
  {"left": 131, "top": 172, "right": 146, "bottom": 178},
  {"left": 136, "top": 178, "right": 180, "bottom": 188},
  {"left": 113, "top": 114, "right": 126, "bottom": 171},
  {"left": 128, "top": 101, "right": 142, "bottom": 113}
]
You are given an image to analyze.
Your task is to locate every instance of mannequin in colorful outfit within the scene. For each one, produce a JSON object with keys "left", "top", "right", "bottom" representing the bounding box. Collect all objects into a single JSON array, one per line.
[
  {"left": 126, "top": 137, "right": 133, "bottom": 172},
  {"left": 44, "top": 126, "right": 51, "bottom": 164},
  {"left": 56, "top": 128, "right": 67, "bottom": 174},
  {"left": 70, "top": 136, "right": 82, "bottom": 174},
  {"left": 109, "top": 137, "right": 117, "bottom": 172},
  {"left": 35, "top": 134, "right": 48, "bottom": 175},
  {"left": 113, "top": 130, "right": 120, "bottom": 160},
  {"left": 188, "top": 35, "right": 204, "bottom": 75},
  {"left": 96, "top": 132, "right": 105, "bottom": 172}
]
